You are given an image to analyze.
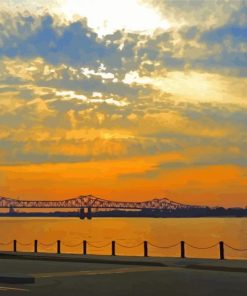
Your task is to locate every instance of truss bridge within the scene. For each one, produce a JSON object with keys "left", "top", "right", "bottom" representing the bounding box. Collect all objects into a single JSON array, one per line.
[{"left": 0, "top": 195, "right": 202, "bottom": 219}]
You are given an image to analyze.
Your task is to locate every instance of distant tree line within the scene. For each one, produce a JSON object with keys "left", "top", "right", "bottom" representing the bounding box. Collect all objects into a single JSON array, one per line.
[
  {"left": 0, "top": 207, "right": 246, "bottom": 218},
  {"left": 94, "top": 207, "right": 247, "bottom": 218}
]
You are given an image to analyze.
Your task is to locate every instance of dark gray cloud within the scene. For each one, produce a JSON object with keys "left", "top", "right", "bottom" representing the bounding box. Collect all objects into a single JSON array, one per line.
[{"left": 0, "top": 15, "right": 102, "bottom": 64}]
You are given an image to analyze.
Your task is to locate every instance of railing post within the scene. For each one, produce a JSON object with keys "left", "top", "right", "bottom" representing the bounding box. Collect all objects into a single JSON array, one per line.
[
  {"left": 83, "top": 240, "right": 87, "bottom": 255},
  {"left": 34, "top": 240, "right": 38, "bottom": 253},
  {"left": 144, "top": 241, "right": 148, "bottom": 257},
  {"left": 13, "top": 240, "right": 17, "bottom": 252},
  {"left": 180, "top": 241, "right": 185, "bottom": 258},
  {"left": 57, "top": 240, "right": 61, "bottom": 254},
  {"left": 219, "top": 241, "right": 224, "bottom": 260},
  {"left": 112, "top": 241, "right": 116, "bottom": 256}
]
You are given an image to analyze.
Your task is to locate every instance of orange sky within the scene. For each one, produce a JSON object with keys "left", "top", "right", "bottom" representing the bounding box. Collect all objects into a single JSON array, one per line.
[{"left": 1, "top": 153, "right": 247, "bottom": 207}]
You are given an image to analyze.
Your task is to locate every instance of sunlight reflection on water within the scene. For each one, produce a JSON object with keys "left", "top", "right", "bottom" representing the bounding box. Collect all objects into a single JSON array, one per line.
[{"left": 0, "top": 217, "right": 246, "bottom": 259}]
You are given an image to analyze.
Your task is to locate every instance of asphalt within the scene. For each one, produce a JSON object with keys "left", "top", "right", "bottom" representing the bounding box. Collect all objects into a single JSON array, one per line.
[{"left": 0, "top": 252, "right": 246, "bottom": 296}]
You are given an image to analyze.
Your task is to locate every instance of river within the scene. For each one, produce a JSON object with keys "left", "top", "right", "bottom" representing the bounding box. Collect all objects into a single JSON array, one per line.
[{"left": 0, "top": 217, "right": 246, "bottom": 259}]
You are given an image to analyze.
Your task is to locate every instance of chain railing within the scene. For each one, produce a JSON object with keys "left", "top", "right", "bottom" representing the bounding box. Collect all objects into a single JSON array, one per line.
[
  {"left": 0, "top": 239, "right": 246, "bottom": 260},
  {"left": 39, "top": 241, "right": 57, "bottom": 247},
  {"left": 149, "top": 242, "right": 180, "bottom": 249},
  {"left": 0, "top": 241, "right": 12, "bottom": 246},
  {"left": 185, "top": 242, "right": 219, "bottom": 250},
  {"left": 62, "top": 241, "right": 83, "bottom": 248},
  {"left": 17, "top": 241, "right": 33, "bottom": 247},
  {"left": 224, "top": 243, "right": 247, "bottom": 252},
  {"left": 116, "top": 242, "right": 143, "bottom": 248},
  {"left": 87, "top": 242, "right": 112, "bottom": 249}
]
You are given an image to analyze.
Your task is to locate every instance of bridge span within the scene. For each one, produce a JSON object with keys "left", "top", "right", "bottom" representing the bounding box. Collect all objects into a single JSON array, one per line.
[{"left": 0, "top": 195, "right": 200, "bottom": 219}]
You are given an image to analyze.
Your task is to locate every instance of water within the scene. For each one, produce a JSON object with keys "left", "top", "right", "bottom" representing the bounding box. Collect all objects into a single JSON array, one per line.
[{"left": 0, "top": 217, "right": 246, "bottom": 259}]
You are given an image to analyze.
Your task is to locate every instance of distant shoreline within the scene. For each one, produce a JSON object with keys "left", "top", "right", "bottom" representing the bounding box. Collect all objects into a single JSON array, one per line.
[{"left": 0, "top": 211, "right": 247, "bottom": 218}]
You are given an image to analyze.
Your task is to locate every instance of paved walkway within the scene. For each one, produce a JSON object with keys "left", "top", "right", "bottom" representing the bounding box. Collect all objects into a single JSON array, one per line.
[
  {"left": 0, "top": 252, "right": 246, "bottom": 295},
  {"left": 1, "top": 251, "right": 247, "bottom": 270}
]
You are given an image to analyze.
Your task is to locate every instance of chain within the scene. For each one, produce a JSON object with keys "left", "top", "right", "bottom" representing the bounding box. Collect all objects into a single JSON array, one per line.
[
  {"left": 149, "top": 242, "right": 180, "bottom": 249},
  {"left": 116, "top": 242, "right": 144, "bottom": 248},
  {"left": 39, "top": 241, "right": 56, "bottom": 247},
  {"left": 87, "top": 242, "right": 111, "bottom": 248},
  {"left": 186, "top": 242, "right": 218, "bottom": 250},
  {"left": 62, "top": 242, "right": 83, "bottom": 248},
  {"left": 224, "top": 243, "right": 247, "bottom": 251},
  {"left": 17, "top": 241, "right": 33, "bottom": 247},
  {"left": 0, "top": 241, "right": 12, "bottom": 246}
]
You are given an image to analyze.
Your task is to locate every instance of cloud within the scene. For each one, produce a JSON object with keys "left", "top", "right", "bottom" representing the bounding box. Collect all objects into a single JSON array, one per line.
[
  {"left": 1, "top": 1, "right": 247, "bottom": 206},
  {"left": 1, "top": 10, "right": 246, "bottom": 80},
  {"left": 142, "top": 0, "right": 244, "bottom": 29},
  {"left": 0, "top": 6, "right": 246, "bottom": 172}
]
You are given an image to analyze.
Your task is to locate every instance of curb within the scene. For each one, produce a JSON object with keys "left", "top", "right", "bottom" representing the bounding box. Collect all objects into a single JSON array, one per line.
[
  {"left": 186, "top": 264, "right": 247, "bottom": 273},
  {"left": 0, "top": 274, "right": 35, "bottom": 284},
  {"left": 0, "top": 253, "right": 165, "bottom": 267}
]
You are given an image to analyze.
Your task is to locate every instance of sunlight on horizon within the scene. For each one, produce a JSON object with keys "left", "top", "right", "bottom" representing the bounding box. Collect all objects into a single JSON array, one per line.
[{"left": 58, "top": 0, "right": 171, "bottom": 35}]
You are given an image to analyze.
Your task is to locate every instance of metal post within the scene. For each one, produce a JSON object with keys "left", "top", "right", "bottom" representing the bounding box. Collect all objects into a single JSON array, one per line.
[
  {"left": 144, "top": 241, "right": 148, "bottom": 257},
  {"left": 112, "top": 241, "right": 116, "bottom": 256},
  {"left": 83, "top": 240, "right": 87, "bottom": 255},
  {"left": 219, "top": 241, "right": 224, "bottom": 260},
  {"left": 180, "top": 241, "right": 185, "bottom": 258},
  {"left": 34, "top": 240, "right": 38, "bottom": 253},
  {"left": 57, "top": 240, "right": 61, "bottom": 254},
  {"left": 13, "top": 240, "right": 17, "bottom": 252}
]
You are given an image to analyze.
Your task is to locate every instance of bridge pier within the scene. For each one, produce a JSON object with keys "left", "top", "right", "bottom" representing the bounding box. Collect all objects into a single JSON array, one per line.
[
  {"left": 79, "top": 208, "right": 85, "bottom": 220},
  {"left": 79, "top": 207, "right": 93, "bottom": 219},
  {"left": 9, "top": 206, "right": 15, "bottom": 215},
  {"left": 87, "top": 207, "right": 92, "bottom": 220}
]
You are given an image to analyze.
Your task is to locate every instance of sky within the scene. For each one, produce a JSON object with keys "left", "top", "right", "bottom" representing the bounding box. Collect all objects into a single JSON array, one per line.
[{"left": 0, "top": 0, "right": 246, "bottom": 207}]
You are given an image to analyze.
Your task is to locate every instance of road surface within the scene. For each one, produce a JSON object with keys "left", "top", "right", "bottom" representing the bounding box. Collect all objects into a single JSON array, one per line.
[{"left": 0, "top": 254, "right": 246, "bottom": 296}]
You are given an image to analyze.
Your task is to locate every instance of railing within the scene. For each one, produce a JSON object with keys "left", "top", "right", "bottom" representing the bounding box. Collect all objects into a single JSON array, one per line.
[{"left": 0, "top": 240, "right": 247, "bottom": 260}]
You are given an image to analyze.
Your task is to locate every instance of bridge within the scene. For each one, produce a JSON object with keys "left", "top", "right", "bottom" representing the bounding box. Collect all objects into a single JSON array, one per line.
[{"left": 0, "top": 195, "right": 201, "bottom": 219}]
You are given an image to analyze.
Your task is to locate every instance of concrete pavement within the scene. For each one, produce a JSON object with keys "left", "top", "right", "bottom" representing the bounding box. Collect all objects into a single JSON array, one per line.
[{"left": 0, "top": 253, "right": 246, "bottom": 295}]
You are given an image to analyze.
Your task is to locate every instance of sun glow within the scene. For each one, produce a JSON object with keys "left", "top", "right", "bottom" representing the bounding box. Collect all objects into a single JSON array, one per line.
[{"left": 59, "top": 0, "right": 170, "bottom": 35}]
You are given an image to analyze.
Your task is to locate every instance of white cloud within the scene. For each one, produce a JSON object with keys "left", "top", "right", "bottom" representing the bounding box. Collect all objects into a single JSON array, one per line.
[
  {"left": 81, "top": 66, "right": 115, "bottom": 80},
  {"left": 123, "top": 70, "right": 247, "bottom": 105},
  {"left": 56, "top": 90, "right": 88, "bottom": 102},
  {"left": 55, "top": 90, "right": 128, "bottom": 107}
]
